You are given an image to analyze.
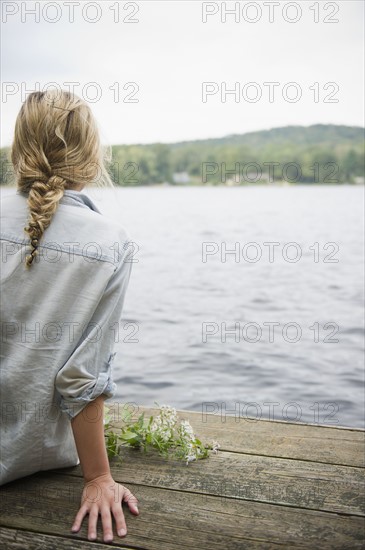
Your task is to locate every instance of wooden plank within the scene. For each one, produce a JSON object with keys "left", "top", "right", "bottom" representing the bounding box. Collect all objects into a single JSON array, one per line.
[
  {"left": 0, "top": 526, "right": 133, "bottom": 549},
  {"left": 106, "top": 405, "right": 365, "bottom": 467},
  {"left": 111, "top": 448, "right": 365, "bottom": 516},
  {"left": 0, "top": 472, "right": 364, "bottom": 549},
  {"left": 55, "top": 447, "right": 365, "bottom": 516}
]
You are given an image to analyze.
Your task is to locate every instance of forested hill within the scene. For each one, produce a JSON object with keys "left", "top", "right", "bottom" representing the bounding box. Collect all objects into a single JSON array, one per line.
[
  {"left": 110, "top": 124, "right": 364, "bottom": 185},
  {"left": 1, "top": 124, "right": 364, "bottom": 186},
  {"left": 170, "top": 124, "right": 363, "bottom": 149}
]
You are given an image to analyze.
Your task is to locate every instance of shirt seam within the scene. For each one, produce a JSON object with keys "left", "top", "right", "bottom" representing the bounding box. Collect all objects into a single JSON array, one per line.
[{"left": 0, "top": 234, "right": 119, "bottom": 266}]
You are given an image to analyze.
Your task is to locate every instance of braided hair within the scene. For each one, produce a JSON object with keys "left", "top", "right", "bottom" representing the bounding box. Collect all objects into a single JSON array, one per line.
[
  {"left": 11, "top": 90, "right": 113, "bottom": 268},
  {"left": 24, "top": 175, "right": 66, "bottom": 267}
]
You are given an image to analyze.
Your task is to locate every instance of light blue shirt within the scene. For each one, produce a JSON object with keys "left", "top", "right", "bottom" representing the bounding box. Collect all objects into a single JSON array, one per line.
[{"left": 0, "top": 189, "right": 133, "bottom": 485}]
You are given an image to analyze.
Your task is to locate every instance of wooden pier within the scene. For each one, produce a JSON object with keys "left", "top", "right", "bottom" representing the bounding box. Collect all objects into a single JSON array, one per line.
[{"left": 1, "top": 405, "right": 364, "bottom": 549}]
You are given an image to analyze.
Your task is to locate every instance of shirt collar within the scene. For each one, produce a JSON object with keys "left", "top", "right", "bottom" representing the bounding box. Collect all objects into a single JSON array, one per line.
[
  {"left": 60, "top": 189, "right": 102, "bottom": 213},
  {"left": 16, "top": 188, "right": 101, "bottom": 214}
]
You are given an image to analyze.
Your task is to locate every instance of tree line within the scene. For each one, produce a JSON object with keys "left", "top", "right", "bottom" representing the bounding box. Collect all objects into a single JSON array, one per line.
[{"left": 1, "top": 124, "right": 364, "bottom": 186}]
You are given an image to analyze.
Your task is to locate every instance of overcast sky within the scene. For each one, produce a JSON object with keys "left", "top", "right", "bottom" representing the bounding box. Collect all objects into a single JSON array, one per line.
[{"left": 1, "top": 0, "right": 364, "bottom": 146}]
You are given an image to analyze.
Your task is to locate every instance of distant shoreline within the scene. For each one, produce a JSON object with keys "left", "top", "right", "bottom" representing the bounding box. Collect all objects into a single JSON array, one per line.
[{"left": 2, "top": 124, "right": 364, "bottom": 186}]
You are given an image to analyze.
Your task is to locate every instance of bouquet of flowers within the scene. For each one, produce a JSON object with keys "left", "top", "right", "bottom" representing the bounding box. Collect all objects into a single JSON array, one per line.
[{"left": 104, "top": 402, "right": 220, "bottom": 466}]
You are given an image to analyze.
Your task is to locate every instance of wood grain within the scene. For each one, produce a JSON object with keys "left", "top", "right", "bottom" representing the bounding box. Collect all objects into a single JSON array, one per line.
[
  {"left": 1, "top": 405, "right": 364, "bottom": 549},
  {"left": 1, "top": 473, "right": 364, "bottom": 549},
  {"left": 54, "top": 446, "right": 365, "bottom": 516},
  {"left": 0, "top": 527, "right": 132, "bottom": 550},
  {"left": 107, "top": 405, "right": 365, "bottom": 467}
]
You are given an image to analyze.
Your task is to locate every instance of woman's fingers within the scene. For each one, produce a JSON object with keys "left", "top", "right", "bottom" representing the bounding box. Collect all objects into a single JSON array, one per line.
[
  {"left": 71, "top": 505, "right": 87, "bottom": 533},
  {"left": 122, "top": 487, "right": 139, "bottom": 515},
  {"left": 100, "top": 506, "right": 114, "bottom": 543},
  {"left": 71, "top": 482, "right": 139, "bottom": 541},
  {"left": 112, "top": 503, "right": 128, "bottom": 537},
  {"left": 87, "top": 507, "right": 99, "bottom": 541}
]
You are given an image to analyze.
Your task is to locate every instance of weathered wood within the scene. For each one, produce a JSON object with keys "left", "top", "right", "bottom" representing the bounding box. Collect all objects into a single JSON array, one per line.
[
  {"left": 106, "top": 405, "right": 365, "bottom": 467},
  {"left": 1, "top": 473, "right": 364, "bottom": 549},
  {"left": 55, "top": 447, "right": 365, "bottom": 516},
  {"left": 0, "top": 526, "right": 132, "bottom": 549},
  {"left": 1, "top": 405, "right": 364, "bottom": 548}
]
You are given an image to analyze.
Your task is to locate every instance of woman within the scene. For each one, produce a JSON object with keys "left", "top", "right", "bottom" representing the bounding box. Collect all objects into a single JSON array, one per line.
[{"left": 0, "top": 90, "right": 140, "bottom": 542}]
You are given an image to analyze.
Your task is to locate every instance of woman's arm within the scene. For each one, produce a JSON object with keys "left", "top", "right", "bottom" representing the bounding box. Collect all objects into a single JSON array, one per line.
[
  {"left": 70, "top": 395, "right": 139, "bottom": 542},
  {"left": 71, "top": 395, "right": 110, "bottom": 482}
]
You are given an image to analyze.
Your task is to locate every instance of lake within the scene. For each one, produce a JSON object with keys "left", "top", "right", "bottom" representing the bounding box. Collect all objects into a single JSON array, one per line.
[{"left": 3, "top": 185, "right": 365, "bottom": 428}]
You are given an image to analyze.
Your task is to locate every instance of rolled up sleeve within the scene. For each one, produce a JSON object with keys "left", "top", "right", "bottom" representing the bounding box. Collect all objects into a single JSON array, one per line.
[{"left": 55, "top": 242, "right": 133, "bottom": 420}]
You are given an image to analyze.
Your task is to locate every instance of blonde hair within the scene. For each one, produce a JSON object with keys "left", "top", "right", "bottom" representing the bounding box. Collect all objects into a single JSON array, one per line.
[{"left": 11, "top": 89, "right": 113, "bottom": 268}]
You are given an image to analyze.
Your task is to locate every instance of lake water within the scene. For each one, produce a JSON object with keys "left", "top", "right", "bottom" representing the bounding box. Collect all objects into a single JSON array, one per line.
[
  {"left": 3, "top": 185, "right": 365, "bottom": 428},
  {"left": 91, "top": 185, "right": 364, "bottom": 429}
]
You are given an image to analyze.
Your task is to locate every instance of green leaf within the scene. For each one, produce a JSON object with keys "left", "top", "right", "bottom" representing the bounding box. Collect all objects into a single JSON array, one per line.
[{"left": 120, "top": 430, "right": 138, "bottom": 441}]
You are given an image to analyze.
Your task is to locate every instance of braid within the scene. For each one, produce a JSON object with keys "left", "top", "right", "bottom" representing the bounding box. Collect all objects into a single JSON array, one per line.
[
  {"left": 24, "top": 175, "right": 65, "bottom": 268},
  {"left": 12, "top": 90, "right": 115, "bottom": 270}
]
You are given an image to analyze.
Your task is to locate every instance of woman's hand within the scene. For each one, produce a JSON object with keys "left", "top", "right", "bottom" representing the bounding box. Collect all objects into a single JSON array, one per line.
[
  {"left": 71, "top": 473, "right": 140, "bottom": 542},
  {"left": 70, "top": 397, "right": 139, "bottom": 541}
]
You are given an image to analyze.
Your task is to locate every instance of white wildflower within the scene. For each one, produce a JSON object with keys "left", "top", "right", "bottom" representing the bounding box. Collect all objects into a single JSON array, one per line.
[
  {"left": 212, "top": 440, "right": 221, "bottom": 454},
  {"left": 180, "top": 420, "right": 195, "bottom": 441},
  {"left": 186, "top": 454, "right": 197, "bottom": 465},
  {"left": 150, "top": 405, "right": 178, "bottom": 441},
  {"left": 177, "top": 419, "right": 199, "bottom": 465},
  {"left": 159, "top": 405, "right": 178, "bottom": 428}
]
